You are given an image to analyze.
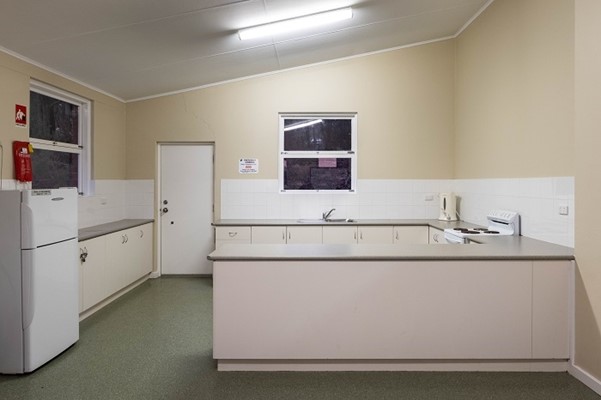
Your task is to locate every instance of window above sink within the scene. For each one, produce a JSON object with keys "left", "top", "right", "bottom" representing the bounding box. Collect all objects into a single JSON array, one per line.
[{"left": 279, "top": 113, "right": 357, "bottom": 194}]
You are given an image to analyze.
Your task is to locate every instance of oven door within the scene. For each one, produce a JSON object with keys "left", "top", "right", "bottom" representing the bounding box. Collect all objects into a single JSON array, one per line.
[{"left": 443, "top": 231, "right": 468, "bottom": 244}]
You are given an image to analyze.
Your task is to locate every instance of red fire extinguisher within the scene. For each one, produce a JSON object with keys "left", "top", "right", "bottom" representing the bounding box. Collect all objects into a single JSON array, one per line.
[{"left": 13, "top": 141, "right": 33, "bottom": 182}]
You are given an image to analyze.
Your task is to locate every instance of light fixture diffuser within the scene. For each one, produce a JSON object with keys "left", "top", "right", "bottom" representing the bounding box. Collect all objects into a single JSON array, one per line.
[
  {"left": 284, "top": 119, "right": 324, "bottom": 132},
  {"left": 238, "top": 7, "right": 353, "bottom": 40}
]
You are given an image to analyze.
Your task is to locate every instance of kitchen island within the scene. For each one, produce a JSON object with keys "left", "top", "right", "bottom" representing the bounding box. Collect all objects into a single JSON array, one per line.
[{"left": 209, "top": 231, "right": 573, "bottom": 372}]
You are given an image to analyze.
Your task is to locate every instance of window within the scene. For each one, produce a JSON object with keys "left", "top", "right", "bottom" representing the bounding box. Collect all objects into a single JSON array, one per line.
[
  {"left": 29, "top": 81, "right": 91, "bottom": 194},
  {"left": 279, "top": 113, "right": 357, "bottom": 193}
]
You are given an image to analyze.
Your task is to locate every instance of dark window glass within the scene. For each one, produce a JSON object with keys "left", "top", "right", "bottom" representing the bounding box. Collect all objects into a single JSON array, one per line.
[
  {"left": 31, "top": 149, "right": 79, "bottom": 189},
  {"left": 283, "top": 118, "right": 352, "bottom": 151},
  {"left": 30, "top": 91, "right": 79, "bottom": 144},
  {"left": 283, "top": 158, "right": 351, "bottom": 191}
]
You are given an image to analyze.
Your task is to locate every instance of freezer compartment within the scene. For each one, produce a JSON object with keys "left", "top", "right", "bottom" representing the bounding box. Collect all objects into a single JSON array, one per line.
[
  {"left": 22, "top": 238, "right": 79, "bottom": 372},
  {"left": 21, "top": 188, "right": 78, "bottom": 249}
]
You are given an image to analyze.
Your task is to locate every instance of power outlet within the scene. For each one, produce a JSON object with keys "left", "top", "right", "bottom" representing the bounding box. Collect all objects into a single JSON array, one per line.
[{"left": 559, "top": 205, "right": 569, "bottom": 215}]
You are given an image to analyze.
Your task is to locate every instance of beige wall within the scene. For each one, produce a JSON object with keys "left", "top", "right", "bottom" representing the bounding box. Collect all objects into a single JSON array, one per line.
[
  {"left": 126, "top": 40, "right": 456, "bottom": 184},
  {"left": 575, "top": 0, "right": 601, "bottom": 382},
  {"left": 454, "top": 0, "right": 574, "bottom": 178},
  {"left": 0, "top": 51, "right": 126, "bottom": 180}
]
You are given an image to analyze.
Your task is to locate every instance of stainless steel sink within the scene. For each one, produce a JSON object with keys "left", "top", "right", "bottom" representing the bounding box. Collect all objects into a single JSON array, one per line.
[{"left": 324, "top": 218, "right": 356, "bottom": 223}]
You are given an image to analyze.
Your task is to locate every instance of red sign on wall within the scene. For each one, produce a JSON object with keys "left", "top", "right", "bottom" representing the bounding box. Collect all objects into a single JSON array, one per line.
[{"left": 15, "top": 104, "right": 27, "bottom": 127}]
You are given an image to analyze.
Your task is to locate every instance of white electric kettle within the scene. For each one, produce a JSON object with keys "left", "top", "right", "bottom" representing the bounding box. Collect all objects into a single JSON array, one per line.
[{"left": 438, "top": 192, "right": 458, "bottom": 221}]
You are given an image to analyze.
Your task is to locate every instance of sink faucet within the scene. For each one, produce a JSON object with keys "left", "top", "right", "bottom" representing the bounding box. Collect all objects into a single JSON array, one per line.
[{"left": 322, "top": 208, "right": 336, "bottom": 221}]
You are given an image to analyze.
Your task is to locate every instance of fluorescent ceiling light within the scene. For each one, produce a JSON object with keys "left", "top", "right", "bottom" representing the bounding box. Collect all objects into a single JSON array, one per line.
[
  {"left": 238, "top": 7, "right": 353, "bottom": 41},
  {"left": 284, "top": 119, "right": 324, "bottom": 132}
]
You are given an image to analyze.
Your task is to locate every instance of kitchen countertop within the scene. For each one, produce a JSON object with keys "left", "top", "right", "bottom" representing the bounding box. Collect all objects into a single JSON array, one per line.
[
  {"left": 213, "top": 219, "right": 475, "bottom": 230},
  {"left": 209, "top": 218, "right": 574, "bottom": 261},
  {"left": 79, "top": 219, "right": 154, "bottom": 241},
  {"left": 208, "top": 238, "right": 574, "bottom": 261}
]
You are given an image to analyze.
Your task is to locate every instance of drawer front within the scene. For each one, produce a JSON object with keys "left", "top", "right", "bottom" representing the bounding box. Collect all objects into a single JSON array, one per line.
[{"left": 215, "top": 226, "right": 251, "bottom": 241}]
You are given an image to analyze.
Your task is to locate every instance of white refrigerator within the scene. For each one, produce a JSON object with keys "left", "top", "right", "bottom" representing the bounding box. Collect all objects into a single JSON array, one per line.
[{"left": 0, "top": 188, "right": 79, "bottom": 374}]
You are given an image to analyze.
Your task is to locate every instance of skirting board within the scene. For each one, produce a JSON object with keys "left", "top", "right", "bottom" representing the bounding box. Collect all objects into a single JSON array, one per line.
[
  {"left": 79, "top": 275, "right": 150, "bottom": 321},
  {"left": 569, "top": 363, "right": 601, "bottom": 396},
  {"left": 218, "top": 360, "right": 568, "bottom": 372}
]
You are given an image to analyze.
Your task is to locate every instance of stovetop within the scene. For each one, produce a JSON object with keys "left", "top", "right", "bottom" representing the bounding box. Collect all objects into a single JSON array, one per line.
[
  {"left": 444, "top": 210, "right": 520, "bottom": 239},
  {"left": 448, "top": 227, "right": 504, "bottom": 237}
]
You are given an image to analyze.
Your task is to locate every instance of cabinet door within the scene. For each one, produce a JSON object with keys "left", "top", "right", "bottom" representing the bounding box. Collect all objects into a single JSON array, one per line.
[
  {"left": 252, "top": 226, "right": 286, "bottom": 244},
  {"left": 393, "top": 226, "right": 429, "bottom": 244},
  {"left": 79, "top": 236, "right": 108, "bottom": 311},
  {"left": 323, "top": 226, "right": 357, "bottom": 244},
  {"left": 106, "top": 230, "right": 130, "bottom": 293},
  {"left": 358, "top": 226, "right": 394, "bottom": 244},
  {"left": 130, "top": 223, "right": 153, "bottom": 279},
  {"left": 215, "top": 226, "right": 251, "bottom": 248},
  {"left": 286, "top": 226, "right": 323, "bottom": 244},
  {"left": 429, "top": 227, "right": 446, "bottom": 244}
]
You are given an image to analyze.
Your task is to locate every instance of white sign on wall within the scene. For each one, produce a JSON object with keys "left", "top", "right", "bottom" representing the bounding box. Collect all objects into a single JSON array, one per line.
[{"left": 239, "top": 158, "right": 259, "bottom": 174}]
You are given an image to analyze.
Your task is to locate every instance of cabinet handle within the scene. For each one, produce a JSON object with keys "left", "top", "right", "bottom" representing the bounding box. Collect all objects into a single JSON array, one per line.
[
  {"left": 360, "top": 231, "right": 363, "bottom": 240},
  {"left": 228, "top": 232, "right": 238, "bottom": 237},
  {"left": 288, "top": 232, "right": 291, "bottom": 240},
  {"left": 396, "top": 231, "right": 399, "bottom": 240},
  {"left": 125, "top": 234, "right": 129, "bottom": 243},
  {"left": 354, "top": 231, "right": 357, "bottom": 240},
  {"left": 140, "top": 230, "right": 144, "bottom": 238},
  {"left": 121, "top": 235, "right": 125, "bottom": 244},
  {"left": 282, "top": 231, "right": 285, "bottom": 240},
  {"left": 79, "top": 247, "right": 88, "bottom": 263}
]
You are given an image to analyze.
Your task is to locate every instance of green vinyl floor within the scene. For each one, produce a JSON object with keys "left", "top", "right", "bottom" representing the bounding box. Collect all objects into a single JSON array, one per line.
[{"left": 0, "top": 277, "right": 599, "bottom": 400}]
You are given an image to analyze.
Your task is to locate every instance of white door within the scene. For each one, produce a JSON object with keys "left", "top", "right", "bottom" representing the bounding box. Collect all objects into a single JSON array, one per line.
[{"left": 160, "top": 144, "right": 214, "bottom": 275}]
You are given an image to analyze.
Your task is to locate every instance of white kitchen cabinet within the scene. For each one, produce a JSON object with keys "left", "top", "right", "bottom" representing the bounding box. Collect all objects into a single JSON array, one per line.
[
  {"left": 429, "top": 227, "right": 446, "bottom": 244},
  {"left": 286, "top": 226, "right": 323, "bottom": 244},
  {"left": 393, "top": 226, "right": 429, "bottom": 244},
  {"left": 215, "top": 226, "right": 251, "bottom": 248},
  {"left": 106, "top": 230, "right": 133, "bottom": 293},
  {"left": 323, "top": 226, "right": 357, "bottom": 244},
  {"left": 532, "top": 261, "right": 570, "bottom": 359},
  {"left": 79, "top": 236, "right": 108, "bottom": 312},
  {"left": 252, "top": 226, "right": 286, "bottom": 244},
  {"left": 80, "top": 222, "right": 154, "bottom": 313},
  {"left": 358, "top": 226, "right": 394, "bottom": 244},
  {"left": 131, "top": 223, "right": 154, "bottom": 278},
  {"left": 214, "top": 260, "right": 536, "bottom": 361}
]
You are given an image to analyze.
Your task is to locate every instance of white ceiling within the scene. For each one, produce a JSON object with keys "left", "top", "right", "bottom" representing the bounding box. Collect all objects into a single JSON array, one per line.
[{"left": 0, "top": 0, "right": 490, "bottom": 101}]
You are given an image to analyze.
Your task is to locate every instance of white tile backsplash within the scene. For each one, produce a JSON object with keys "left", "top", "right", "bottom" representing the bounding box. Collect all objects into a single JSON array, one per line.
[
  {"left": 78, "top": 179, "right": 154, "bottom": 229},
  {"left": 454, "top": 177, "right": 574, "bottom": 248},
  {"left": 221, "top": 177, "right": 575, "bottom": 247}
]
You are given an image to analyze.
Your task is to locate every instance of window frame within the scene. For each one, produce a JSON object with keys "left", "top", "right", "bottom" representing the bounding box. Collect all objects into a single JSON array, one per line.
[
  {"left": 29, "top": 81, "right": 92, "bottom": 195},
  {"left": 278, "top": 113, "right": 357, "bottom": 193}
]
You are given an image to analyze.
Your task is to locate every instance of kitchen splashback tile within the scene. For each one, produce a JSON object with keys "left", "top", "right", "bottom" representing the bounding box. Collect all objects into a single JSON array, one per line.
[{"left": 220, "top": 177, "right": 574, "bottom": 247}]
